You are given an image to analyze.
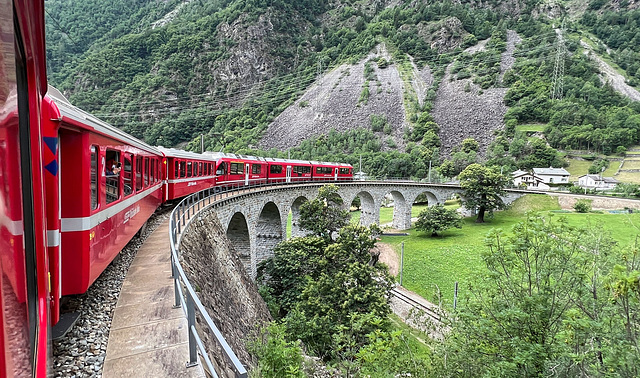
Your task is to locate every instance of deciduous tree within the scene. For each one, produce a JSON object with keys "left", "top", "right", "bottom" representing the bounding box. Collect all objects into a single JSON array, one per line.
[
  {"left": 415, "top": 204, "right": 462, "bottom": 236},
  {"left": 459, "top": 164, "right": 510, "bottom": 222}
]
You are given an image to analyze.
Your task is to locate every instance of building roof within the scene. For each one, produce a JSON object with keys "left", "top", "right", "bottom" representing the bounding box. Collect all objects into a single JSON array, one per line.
[
  {"left": 512, "top": 169, "right": 529, "bottom": 177},
  {"left": 533, "top": 167, "right": 570, "bottom": 176},
  {"left": 578, "top": 174, "right": 619, "bottom": 184}
]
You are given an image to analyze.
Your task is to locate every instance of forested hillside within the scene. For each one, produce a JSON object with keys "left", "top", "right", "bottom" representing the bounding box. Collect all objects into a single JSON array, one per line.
[{"left": 45, "top": 0, "right": 640, "bottom": 179}]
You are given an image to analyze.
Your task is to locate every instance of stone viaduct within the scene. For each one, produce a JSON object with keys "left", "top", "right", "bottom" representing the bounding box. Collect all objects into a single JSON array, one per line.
[{"left": 185, "top": 181, "right": 524, "bottom": 277}]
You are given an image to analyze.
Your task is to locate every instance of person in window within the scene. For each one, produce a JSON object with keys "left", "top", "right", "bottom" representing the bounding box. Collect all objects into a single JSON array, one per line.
[{"left": 107, "top": 162, "right": 121, "bottom": 176}]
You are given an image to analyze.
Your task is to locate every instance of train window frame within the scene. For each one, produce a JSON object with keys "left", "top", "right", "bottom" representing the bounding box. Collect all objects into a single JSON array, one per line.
[
  {"left": 187, "top": 161, "right": 192, "bottom": 178},
  {"left": 144, "top": 157, "right": 149, "bottom": 187},
  {"left": 123, "top": 153, "right": 133, "bottom": 197},
  {"left": 339, "top": 168, "right": 349, "bottom": 175},
  {"left": 194, "top": 162, "right": 198, "bottom": 177},
  {"left": 90, "top": 145, "right": 98, "bottom": 209},
  {"left": 216, "top": 162, "right": 226, "bottom": 175},
  {"left": 270, "top": 164, "right": 283, "bottom": 174},
  {"left": 198, "top": 162, "right": 202, "bottom": 176},
  {"left": 229, "top": 162, "right": 242, "bottom": 175},
  {"left": 174, "top": 161, "right": 179, "bottom": 179},
  {"left": 105, "top": 149, "right": 121, "bottom": 205},
  {"left": 180, "top": 161, "right": 186, "bottom": 178},
  {"left": 136, "top": 156, "right": 143, "bottom": 191},
  {"left": 252, "top": 164, "right": 261, "bottom": 174}
]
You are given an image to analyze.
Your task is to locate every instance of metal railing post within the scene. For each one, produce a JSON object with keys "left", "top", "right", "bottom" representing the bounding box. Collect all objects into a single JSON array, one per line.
[
  {"left": 186, "top": 293, "right": 198, "bottom": 368},
  {"left": 172, "top": 258, "right": 181, "bottom": 309}
]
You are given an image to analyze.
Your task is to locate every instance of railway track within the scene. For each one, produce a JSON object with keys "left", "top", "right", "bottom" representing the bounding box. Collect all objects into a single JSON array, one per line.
[{"left": 390, "top": 286, "right": 442, "bottom": 324}]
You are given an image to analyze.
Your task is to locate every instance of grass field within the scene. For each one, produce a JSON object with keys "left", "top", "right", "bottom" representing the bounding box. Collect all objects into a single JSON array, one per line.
[
  {"left": 614, "top": 171, "right": 640, "bottom": 184},
  {"left": 622, "top": 159, "right": 640, "bottom": 170},
  {"left": 566, "top": 158, "right": 591, "bottom": 180},
  {"left": 603, "top": 160, "right": 621, "bottom": 176},
  {"left": 380, "top": 194, "right": 640, "bottom": 308},
  {"left": 515, "top": 124, "right": 546, "bottom": 133}
]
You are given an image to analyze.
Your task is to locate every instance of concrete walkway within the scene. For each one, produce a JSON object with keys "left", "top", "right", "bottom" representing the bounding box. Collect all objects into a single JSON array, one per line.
[{"left": 103, "top": 219, "right": 205, "bottom": 378}]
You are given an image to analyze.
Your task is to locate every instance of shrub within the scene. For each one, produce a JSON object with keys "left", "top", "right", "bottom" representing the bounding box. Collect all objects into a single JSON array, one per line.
[{"left": 574, "top": 200, "right": 591, "bottom": 213}]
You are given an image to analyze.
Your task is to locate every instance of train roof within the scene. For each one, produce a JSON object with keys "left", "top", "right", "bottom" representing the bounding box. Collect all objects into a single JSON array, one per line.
[
  {"left": 157, "top": 147, "right": 218, "bottom": 161},
  {"left": 202, "top": 151, "right": 352, "bottom": 167},
  {"left": 46, "top": 86, "right": 162, "bottom": 155}
]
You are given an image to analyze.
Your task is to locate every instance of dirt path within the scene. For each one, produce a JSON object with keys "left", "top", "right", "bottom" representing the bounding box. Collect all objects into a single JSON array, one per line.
[{"left": 375, "top": 242, "right": 399, "bottom": 276}]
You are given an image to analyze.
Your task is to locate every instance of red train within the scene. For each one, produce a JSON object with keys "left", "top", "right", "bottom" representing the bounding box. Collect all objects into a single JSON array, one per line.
[{"left": 1, "top": 1, "right": 352, "bottom": 375}]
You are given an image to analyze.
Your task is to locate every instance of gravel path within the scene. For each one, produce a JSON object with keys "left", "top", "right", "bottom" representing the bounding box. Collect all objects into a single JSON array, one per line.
[{"left": 53, "top": 207, "right": 172, "bottom": 377}]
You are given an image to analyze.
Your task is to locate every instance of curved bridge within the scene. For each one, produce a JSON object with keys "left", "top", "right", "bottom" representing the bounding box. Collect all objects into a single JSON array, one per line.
[{"left": 184, "top": 181, "right": 524, "bottom": 277}]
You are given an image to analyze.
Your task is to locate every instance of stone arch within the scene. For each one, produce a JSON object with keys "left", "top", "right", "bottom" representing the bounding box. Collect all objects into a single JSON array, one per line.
[
  {"left": 409, "top": 190, "right": 439, "bottom": 206},
  {"left": 353, "top": 191, "right": 377, "bottom": 226},
  {"left": 289, "top": 196, "right": 308, "bottom": 239},
  {"left": 226, "top": 212, "right": 251, "bottom": 276},
  {"left": 381, "top": 190, "right": 410, "bottom": 230},
  {"left": 256, "top": 202, "right": 282, "bottom": 274}
]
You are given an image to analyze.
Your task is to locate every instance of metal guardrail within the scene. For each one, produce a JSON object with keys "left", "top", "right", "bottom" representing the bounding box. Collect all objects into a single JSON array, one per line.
[{"left": 166, "top": 177, "right": 476, "bottom": 376}]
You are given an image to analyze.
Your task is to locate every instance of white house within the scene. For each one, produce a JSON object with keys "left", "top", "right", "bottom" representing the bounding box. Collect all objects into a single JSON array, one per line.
[
  {"left": 532, "top": 167, "right": 570, "bottom": 184},
  {"left": 512, "top": 170, "right": 550, "bottom": 190},
  {"left": 578, "top": 174, "right": 619, "bottom": 190}
]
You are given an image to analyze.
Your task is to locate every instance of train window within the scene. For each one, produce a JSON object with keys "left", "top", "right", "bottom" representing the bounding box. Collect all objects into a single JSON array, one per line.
[
  {"left": 175, "top": 161, "right": 179, "bottom": 178},
  {"left": 216, "top": 162, "right": 226, "bottom": 175},
  {"left": 187, "top": 162, "right": 192, "bottom": 177},
  {"left": 270, "top": 165, "right": 283, "bottom": 174},
  {"left": 156, "top": 160, "right": 160, "bottom": 182},
  {"left": 252, "top": 164, "right": 261, "bottom": 174},
  {"left": 179, "top": 161, "right": 186, "bottom": 178},
  {"left": 316, "top": 167, "right": 332, "bottom": 174},
  {"left": 124, "top": 154, "right": 133, "bottom": 196},
  {"left": 106, "top": 149, "right": 121, "bottom": 204},
  {"left": 339, "top": 168, "right": 349, "bottom": 175},
  {"left": 144, "top": 157, "right": 149, "bottom": 187},
  {"left": 293, "top": 166, "right": 310, "bottom": 175},
  {"left": 91, "top": 146, "right": 98, "bottom": 209},
  {"left": 230, "top": 162, "right": 243, "bottom": 174},
  {"left": 198, "top": 162, "right": 203, "bottom": 176},
  {"left": 194, "top": 162, "right": 198, "bottom": 176},
  {"left": 136, "top": 156, "right": 143, "bottom": 191},
  {"left": 150, "top": 159, "right": 155, "bottom": 183}
]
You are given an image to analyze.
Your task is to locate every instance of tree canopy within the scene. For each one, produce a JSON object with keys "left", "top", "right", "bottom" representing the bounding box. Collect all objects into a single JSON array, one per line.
[
  {"left": 415, "top": 204, "right": 462, "bottom": 237},
  {"left": 459, "top": 163, "right": 510, "bottom": 223}
]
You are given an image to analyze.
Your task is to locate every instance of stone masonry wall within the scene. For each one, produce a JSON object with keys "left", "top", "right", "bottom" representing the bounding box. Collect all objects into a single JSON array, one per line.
[{"left": 179, "top": 209, "right": 272, "bottom": 374}]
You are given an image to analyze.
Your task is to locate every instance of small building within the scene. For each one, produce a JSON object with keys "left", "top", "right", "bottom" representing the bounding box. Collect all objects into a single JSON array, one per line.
[
  {"left": 532, "top": 167, "right": 570, "bottom": 184},
  {"left": 512, "top": 170, "right": 550, "bottom": 190},
  {"left": 578, "top": 174, "right": 619, "bottom": 190}
]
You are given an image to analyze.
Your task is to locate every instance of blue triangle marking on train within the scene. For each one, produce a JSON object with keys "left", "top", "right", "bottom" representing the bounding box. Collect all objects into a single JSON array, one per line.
[
  {"left": 45, "top": 160, "right": 58, "bottom": 176},
  {"left": 43, "top": 137, "right": 58, "bottom": 154}
]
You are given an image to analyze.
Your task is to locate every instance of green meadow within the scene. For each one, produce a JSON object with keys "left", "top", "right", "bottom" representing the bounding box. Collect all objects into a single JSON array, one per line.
[{"left": 380, "top": 195, "right": 640, "bottom": 307}]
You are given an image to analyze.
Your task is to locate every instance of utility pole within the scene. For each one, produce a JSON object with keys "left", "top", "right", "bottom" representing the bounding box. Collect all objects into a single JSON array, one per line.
[
  {"left": 200, "top": 134, "right": 204, "bottom": 153},
  {"left": 551, "top": 18, "right": 566, "bottom": 100},
  {"left": 428, "top": 160, "right": 432, "bottom": 182},
  {"left": 399, "top": 242, "right": 404, "bottom": 286}
]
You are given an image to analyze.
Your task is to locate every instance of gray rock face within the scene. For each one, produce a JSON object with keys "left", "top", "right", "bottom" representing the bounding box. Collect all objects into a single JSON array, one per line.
[
  {"left": 434, "top": 30, "right": 521, "bottom": 158},
  {"left": 259, "top": 44, "right": 412, "bottom": 151}
]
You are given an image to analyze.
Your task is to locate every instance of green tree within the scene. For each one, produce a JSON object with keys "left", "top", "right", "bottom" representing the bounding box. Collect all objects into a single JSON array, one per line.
[
  {"left": 459, "top": 164, "right": 510, "bottom": 223},
  {"left": 415, "top": 204, "right": 462, "bottom": 237},
  {"left": 460, "top": 138, "right": 479, "bottom": 153},
  {"left": 574, "top": 199, "right": 592, "bottom": 213},
  {"left": 298, "top": 184, "right": 349, "bottom": 241}
]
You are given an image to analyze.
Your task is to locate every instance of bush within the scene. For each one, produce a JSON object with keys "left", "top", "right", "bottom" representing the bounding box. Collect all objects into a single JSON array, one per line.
[
  {"left": 574, "top": 200, "right": 591, "bottom": 213},
  {"left": 247, "top": 323, "right": 305, "bottom": 378}
]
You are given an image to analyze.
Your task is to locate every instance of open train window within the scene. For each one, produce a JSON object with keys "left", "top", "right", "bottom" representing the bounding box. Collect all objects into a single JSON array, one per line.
[
  {"left": 270, "top": 165, "right": 282, "bottom": 174},
  {"left": 90, "top": 146, "right": 98, "bottom": 209},
  {"left": 252, "top": 164, "right": 261, "bottom": 174},
  {"left": 105, "top": 149, "right": 121, "bottom": 204},
  {"left": 198, "top": 162, "right": 203, "bottom": 176},
  {"left": 123, "top": 153, "right": 133, "bottom": 196},
  {"left": 144, "top": 157, "right": 149, "bottom": 187},
  {"left": 187, "top": 162, "right": 192, "bottom": 178}
]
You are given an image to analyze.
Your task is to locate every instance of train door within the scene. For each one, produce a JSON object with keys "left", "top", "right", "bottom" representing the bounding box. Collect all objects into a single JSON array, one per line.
[
  {"left": 286, "top": 165, "right": 292, "bottom": 183},
  {"left": 334, "top": 167, "right": 338, "bottom": 181},
  {"left": 244, "top": 163, "right": 250, "bottom": 186}
]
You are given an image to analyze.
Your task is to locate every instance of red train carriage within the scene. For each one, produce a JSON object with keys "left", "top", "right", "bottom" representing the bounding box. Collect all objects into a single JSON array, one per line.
[
  {"left": 207, "top": 152, "right": 268, "bottom": 188},
  {"left": 1, "top": 0, "right": 50, "bottom": 376},
  {"left": 264, "top": 157, "right": 313, "bottom": 184},
  {"left": 311, "top": 161, "right": 353, "bottom": 181},
  {"left": 158, "top": 147, "right": 217, "bottom": 201},
  {"left": 41, "top": 88, "right": 163, "bottom": 303}
]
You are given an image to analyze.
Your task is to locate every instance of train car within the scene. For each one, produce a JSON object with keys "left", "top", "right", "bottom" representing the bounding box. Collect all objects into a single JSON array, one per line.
[
  {"left": 41, "top": 87, "right": 164, "bottom": 303},
  {"left": 311, "top": 161, "right": 354, "bottom": 182},
  {"left": 207, "top": 152, "right": 268, "bottom": 188},
  {"left": 158, "top": 147, "right": 217, "bottom": 201},
  {"left": 1, "top": 0, "right": 51, "bottom": 376},
  {"left": 264, "top": 157, "right": 313, "bottom": 184}
]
